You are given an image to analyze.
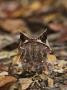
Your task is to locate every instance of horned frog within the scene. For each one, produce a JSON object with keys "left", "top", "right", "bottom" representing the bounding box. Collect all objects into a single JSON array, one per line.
[{"left": 9, "top": 21, "right": 57, "bottom": 90}]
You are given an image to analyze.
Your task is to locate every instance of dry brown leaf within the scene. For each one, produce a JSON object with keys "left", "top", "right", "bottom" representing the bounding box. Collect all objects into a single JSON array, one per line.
[
  {"left": 0, "top": 76, "right": 17, "bottom": 87},
  {"left": 19, "top": 78, "right": 32, "bottom": 90},
  {"left": 48, "top": 77, "right": 54, "bottom": 87},
  {"left": 47, "top": 54, "right": 57, "bottom": 63}
]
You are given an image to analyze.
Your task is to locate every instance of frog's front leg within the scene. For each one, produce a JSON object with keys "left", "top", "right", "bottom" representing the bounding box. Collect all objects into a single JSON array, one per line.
[{"left": 8, "top": 49, "right": 23, "bottom": 76}]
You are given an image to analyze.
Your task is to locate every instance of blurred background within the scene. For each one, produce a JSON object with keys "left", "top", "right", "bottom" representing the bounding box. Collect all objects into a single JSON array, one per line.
[{"left": 0, "top": 0, "right": 67, "bottom": 63}]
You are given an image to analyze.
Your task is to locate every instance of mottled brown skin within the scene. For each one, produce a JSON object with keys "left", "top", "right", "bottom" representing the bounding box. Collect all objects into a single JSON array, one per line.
[
  {"left": 19, "top": 39, "right": 51, "bottom": 74},
  {"left": 9, "top": 31, "right": 51, "bottom": 78},
  {"left": 7, "top": 33, "right": 58, "bottom": 90}
]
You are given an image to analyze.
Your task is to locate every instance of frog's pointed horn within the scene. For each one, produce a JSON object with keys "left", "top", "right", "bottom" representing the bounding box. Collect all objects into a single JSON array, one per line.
[
  {"left": 21, "top": 19, "right": 47, "bottom": 39},
  {"left": 20, "top": 32, "right": 29, "bottom": 42},
  {"left": 38, "top": 28, "right": 47, "bottom": 43}
]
